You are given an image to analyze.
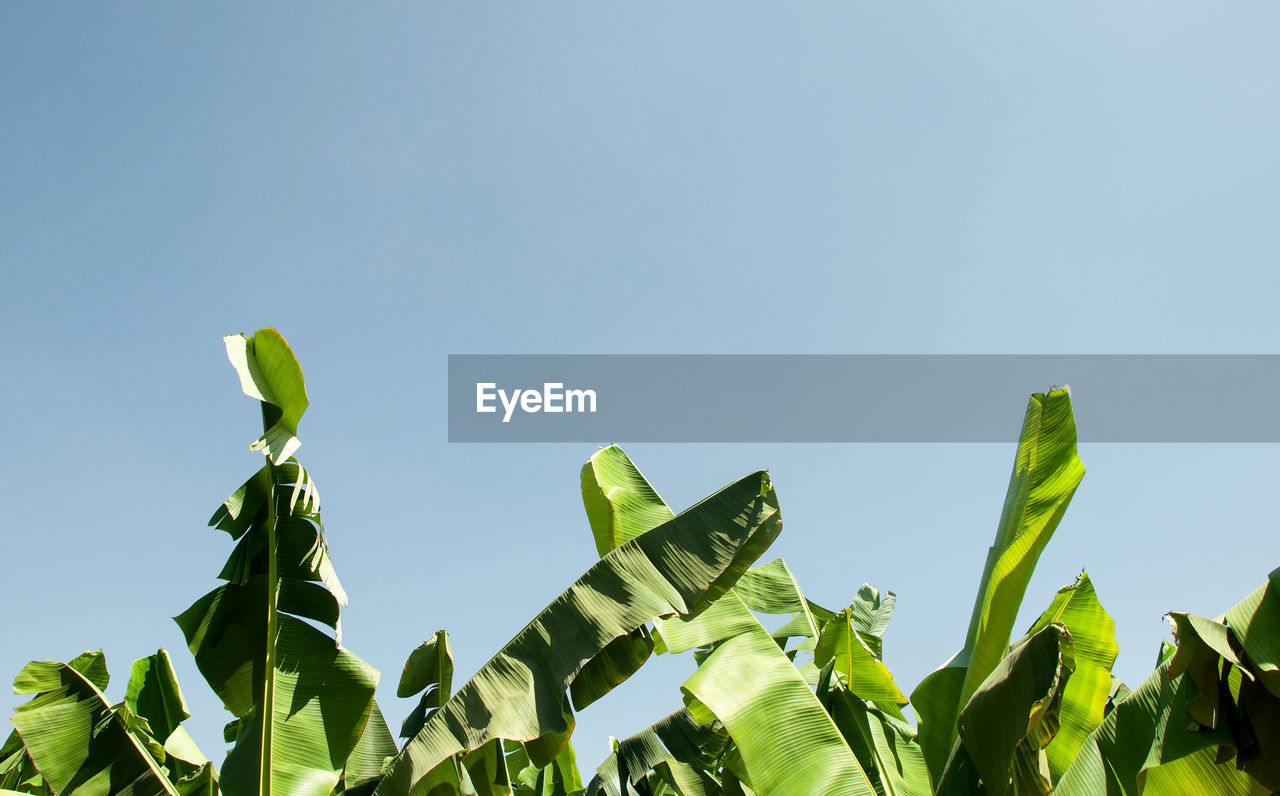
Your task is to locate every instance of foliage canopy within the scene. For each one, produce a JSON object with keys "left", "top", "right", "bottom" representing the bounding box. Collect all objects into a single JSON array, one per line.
[{"left": 5, "top": 329, "right": 1277, "bottom": 796}]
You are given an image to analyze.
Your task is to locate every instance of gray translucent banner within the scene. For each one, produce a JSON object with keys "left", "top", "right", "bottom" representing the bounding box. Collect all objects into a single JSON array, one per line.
[{"left": 448, "top": 355, "right": 1280, "bottom": 442}]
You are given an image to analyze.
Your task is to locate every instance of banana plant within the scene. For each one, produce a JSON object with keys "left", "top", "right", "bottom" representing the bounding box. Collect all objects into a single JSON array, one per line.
[
  {"left": 181, "top": 332, "right": 784, "bottom": 796},
  {"left": 371, "top": 465, "right": 782, "bottom": 795},
  {"left": 580, "top": 446, "right": 918, "bottom": 796},
  {"left": 9, "top": 334, "right": 1280, "bottom": 796},
  {"left": 4, "top": 649, "right": 212, "bottom": 796},
  {"left": 175, "top": 329, "right": 380, "bottom": 796},
  {"left": 575, "top": 396, "right": 1093, "bottom": 796},
  {"left": 1053, "top": 569, "right": 1280, "bottom": 795},
  {"left": 1022, "top": 573, "right": 1117, "bottom": 782},
  {"left": 912, "top": 388, "right": 1086, "bottom": 784}
]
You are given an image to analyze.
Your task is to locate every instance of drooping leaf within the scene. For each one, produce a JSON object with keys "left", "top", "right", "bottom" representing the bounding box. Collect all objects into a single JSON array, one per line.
[
  {"left": 1052, "top": 653, "right": 1227, "bottom": 795},
  {"left": 1054, "top": 574, "right": 1280, "bottom": 795},
  {"left": 374, "top": 471, "right": 781, "bottom": 796},
  {"left": 570, "top": 627, "right": 655, "bottom": 712},
  {"left": 576, "top": 449, "right": 719, "bottom": 710},
  {"left": 66, "top": 651, "right": 110, "bottom": 692},
  {"left": 935, "top": 623, "right": 1074, "bottom": 796},
  {"left": 1223, "top": 567, "right": 1280, "bottom": 696},
  {"left": 1165, "top": 604, "right": 1280, "bottom": 790},
  {"left": 163, "top": 728, "right": 210, "bottom": 772},
  {"left": 912, "top": 388, "right": 1084, "bottom": 782},
  {"left": 579, "top": 448, "right": 829, "bottom": 702}
]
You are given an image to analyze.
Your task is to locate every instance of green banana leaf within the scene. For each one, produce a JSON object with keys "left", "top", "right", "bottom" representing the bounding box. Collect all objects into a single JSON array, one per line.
[
  {"left": 372, "top": 470, "right": 781, "bottom": 796},
  {"left": 223, "top": 329, "right": 309, "bottom": 465},
  {"left": 127, "top": 650, "right": 211, "bottom": 783},
  {"left": 652, "top": 559, "right": 829, "bottom": 662},
  {"left": 507, "top": 740, "right": 583, "bottom": 796},
  {"left": 459, "top": 739, "right": 510, "bottom": 796},
  {"left": 850, "top": 584, "right": 896, "bottom": 640},
  {"left": 582, "top": 446, "right": 832, "bottom": 631},
  {"left": 583, "top": 445, "right": 857, "bottom": 793},
  {"left": 1163, "top": 606, "right": 1279, "bottom": 789},
  {"left": 0, "top": 729, "right": 50, "bottom": 795},
  {"left": 646, "top": 761, "right": 718, "bottom": 796},
  {"left": 337, "top": 702, "right": 397, "bottom": 796},
  {"left": 1019, "top": 573, "right": 1117, "bottom": 780},
  {"left": 581, "top": 445, "right": 674, "bottom": 558},
  {"left": 579, "top": 448, "right": 756, "bottom": 715},
  {"left": 1052, "top": 572, "right": 1280, "bottom": 795},
  {"left": 581, "top": 447, "right": 837, "bottom": 707},
  {"left": 10, "top": 652, "right": 178, "bottom": 796},
  {"left": 935, "top": 623, "right": 1074, "bottom": 796},
  {"left": 585, "top": 709, "right": 721, "bottom": 796},
  {"left": 680, "top": 592, "right": 877, "bottom": 796},
  {"left": 578, "top": 450, "right": 829, "bottom": 710},
  {"left": 731, "top": 559, "right": 834, "bottom": 632},
  {"left": 579, "top": 452, "right": 829, "bottom": 794},
  {"left": 175, "top": 764, "right": 219, "bottom": 796},
  {"left": 1051, "top": 652, "right": 1223, "bottom": 794},
  {"left": 912, "top": 388, "right": 1085, "bottom": 782},
  {"left": 5, "top": 649, "right": 210, "bottom": 796},
  {"left": 177, "top": 329, "right": 379, "bottom": 796},
  {"left": 1138, "top": 746, "right": 1271, "bottom": 796},
  {"left": 817, "top": 674, "right": 931, "bottom": 796},
  {"left": 570, "top": 629, "right": 655, "bottom": 712},
  {"left": 397, "top": 631, "right": 454, "bottom": 740},
  {"left": 125, "top": 650, "right": 188, "bottom": 747},
  {"left": 814, "top": 609, "right": 908, "bottom": 706},
  {"left": 1223, "top": 567, "right": 1280, "bottom": 696},
  {"left": 847, "top": 584, "right": 895, "bottom": 662}
]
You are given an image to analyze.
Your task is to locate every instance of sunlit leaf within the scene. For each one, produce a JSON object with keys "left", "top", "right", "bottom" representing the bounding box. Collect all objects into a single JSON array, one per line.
[
  {"left": 912, "top": 388, "right": 1084, "bottom": 782},
  {"left": 375, "top": 471, "right": 781, "bottom": 795}
]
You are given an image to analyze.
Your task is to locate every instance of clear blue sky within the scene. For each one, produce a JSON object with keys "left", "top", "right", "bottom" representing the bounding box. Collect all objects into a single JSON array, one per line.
[{"left": 3, "top": 2, "right": 1279, "bottom": 774}]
